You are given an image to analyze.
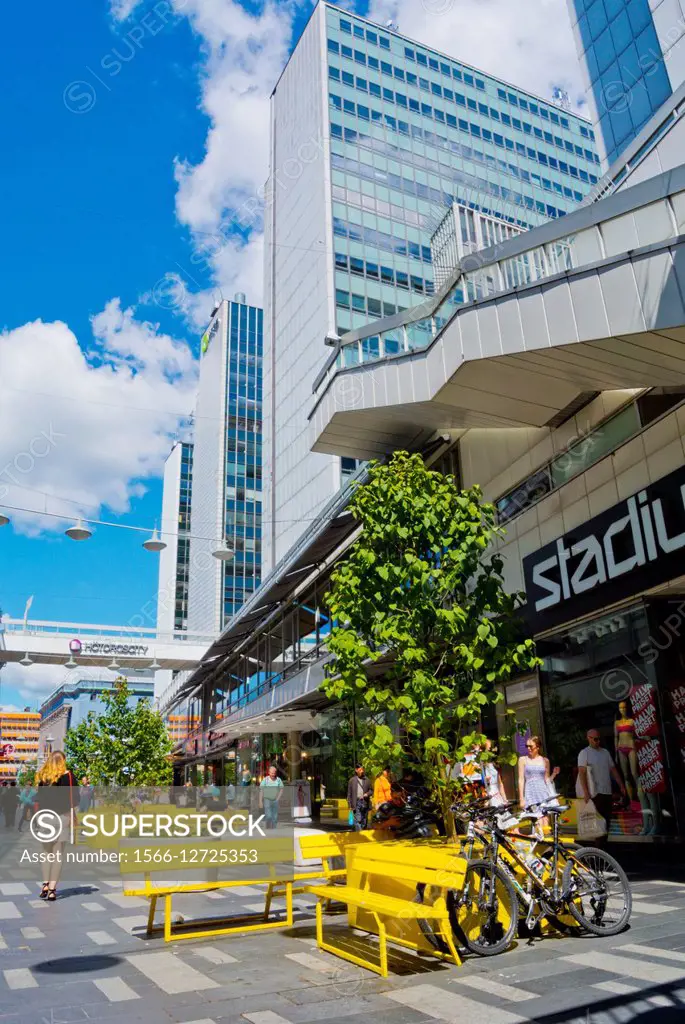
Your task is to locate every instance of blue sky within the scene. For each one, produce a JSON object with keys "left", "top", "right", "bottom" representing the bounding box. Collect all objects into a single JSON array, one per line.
[{"left": 0, "top": 0, "right": 584, "bottom": 708}]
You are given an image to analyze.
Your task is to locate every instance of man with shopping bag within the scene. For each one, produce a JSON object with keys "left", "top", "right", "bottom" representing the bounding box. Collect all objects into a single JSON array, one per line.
[{"left": 577, "top": 729, "right": 626, "bottom": 846}]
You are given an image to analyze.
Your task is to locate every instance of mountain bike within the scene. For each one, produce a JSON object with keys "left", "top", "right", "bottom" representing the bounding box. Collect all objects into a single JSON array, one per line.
[{"left": 449, "top": 797, "right": 632, "bottom": 956}]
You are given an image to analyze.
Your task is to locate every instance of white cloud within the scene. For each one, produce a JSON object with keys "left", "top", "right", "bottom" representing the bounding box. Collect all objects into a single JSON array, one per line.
[
  {"left": 1, "top": 663, "right": 121, "bottom": 706},
  {"left": 109, "top": 0, "right": 141, "bottom": 19},
  {"left": 114, "top": 0, "right": 297, "bottom": 316},
  {"left": 0, "top": 301, "right": 196, "bottom": 535},
  {"left": 368, "top": 0, "right": 586, "bottom": 113}
]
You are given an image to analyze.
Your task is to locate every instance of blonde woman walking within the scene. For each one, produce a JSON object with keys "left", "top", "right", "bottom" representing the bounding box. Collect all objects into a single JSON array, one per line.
[{"left": 35, "top": 752, "right": 76, "bottom": 901}]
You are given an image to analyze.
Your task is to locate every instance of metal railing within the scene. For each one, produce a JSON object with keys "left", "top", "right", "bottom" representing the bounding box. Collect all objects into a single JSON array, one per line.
[
  {"left": 312, "top": 159, "right": 685, "bottom": 401},
  {"left": 1, "top": 618, "right": 214, "bottom": 646}
]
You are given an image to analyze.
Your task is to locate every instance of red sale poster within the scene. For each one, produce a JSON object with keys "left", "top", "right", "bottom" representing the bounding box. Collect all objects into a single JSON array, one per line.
[
  {"left": 631, "top": 682, "right": 667, "bottom": 794},
  {"left": 666, "top": 680, "right": 685, "bottom": 771}
]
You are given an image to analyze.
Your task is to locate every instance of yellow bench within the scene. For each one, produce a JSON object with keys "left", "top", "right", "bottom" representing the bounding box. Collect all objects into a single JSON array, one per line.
[
  {"left": 305, "top": 842, "right": 467, "bottom": 977},
  {"left": 120, "top": 828, "right": 387, "bottom": 943}
]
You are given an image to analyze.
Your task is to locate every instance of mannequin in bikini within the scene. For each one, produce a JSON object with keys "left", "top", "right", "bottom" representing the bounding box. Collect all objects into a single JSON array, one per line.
[
  {"left": 614, "top": 699, "right": 660, "bottom": 834},
  {"left": 614, "top": 700, "right": 638, "bottom": 801}
]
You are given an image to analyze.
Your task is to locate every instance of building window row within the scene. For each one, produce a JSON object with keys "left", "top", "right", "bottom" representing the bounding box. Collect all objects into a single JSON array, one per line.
[
  {"left": 336, "top": 13, "right": 592, "bottom": 142},
  {"left": 333, "top": 214, "right": 434, "bottom": 265},
  {"left": 335, "top": 287, "right": 409, "bottom": 320},
  {"left": 327, "top": 59, "right": 598, "bottom": 165},
  {"left": 334, "top": 251, "right": 433, "bottom": 295},
  {"left": 332, "top": 128, "right": 571, "bottom": 221},
  {"left": 329, "top": 99, "right": 593, "bottom": 209},
  {"left": 329, "top": 87, "right": 598, "bottom": 188}
]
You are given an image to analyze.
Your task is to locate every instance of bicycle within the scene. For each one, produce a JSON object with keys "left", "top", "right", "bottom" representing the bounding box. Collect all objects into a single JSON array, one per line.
[{"left": 449, "top": 797, "right": 632, "bottom": 956}]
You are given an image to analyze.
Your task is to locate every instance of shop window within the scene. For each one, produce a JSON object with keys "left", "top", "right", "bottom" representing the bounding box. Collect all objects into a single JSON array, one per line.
[{"left": 538, "top": 605, "right": 676, "bottom": 838}]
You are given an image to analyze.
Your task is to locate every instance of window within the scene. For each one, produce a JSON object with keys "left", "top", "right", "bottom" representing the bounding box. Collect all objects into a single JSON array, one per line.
[
  {"left": 366, "top": 30, "right": 377, "bottom": 44},
  {"left": 353, "top": 24, "right": 364, "bottom": 38},
  {"left": 341, "top": 44, "right": 352, "bottom": 58},
  {"left": 550, "top": 405, "right": 640, "bottom": 488},
  {"left": 340, "top": 19, "right": 351, "bottom": 33},
  {"left": 405, "top": 46, "right": 415, "bottom": 60},
  {"left": 327, "top": 39, "right": 339, "bottom": 53},
  {"left": 379, "top": 36, "right": 390, "bottom": 49}
]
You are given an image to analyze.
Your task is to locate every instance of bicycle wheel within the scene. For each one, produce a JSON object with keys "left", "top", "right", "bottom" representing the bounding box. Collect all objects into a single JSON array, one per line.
[
  {"left": 453, "top": 859, "right": 518, "bottom": 956},
  {"left": 562, "top": 846, "right": 632, "bottom": 936},
  {"left": 412, "top": 886, "right": 449, "bottom": 953}
]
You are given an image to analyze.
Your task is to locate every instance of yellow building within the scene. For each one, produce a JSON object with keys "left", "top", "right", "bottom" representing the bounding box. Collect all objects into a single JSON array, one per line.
[{"left": 0, "top": 709, "right": 40, "bottom": 781}]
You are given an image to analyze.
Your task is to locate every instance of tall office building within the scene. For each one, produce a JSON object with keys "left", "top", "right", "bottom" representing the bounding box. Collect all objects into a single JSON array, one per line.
[
  {"left": 158, "top": 440, "right": 193, "bottom": 635},
  {"left": 263, "top": 1, "right": 600, "bottom": 572},
  {"left": 186, "top": 296, "right": 263, "bottom": 636},
  {"left": 566, "top": 0, "right": 679, "bottom": 168}
]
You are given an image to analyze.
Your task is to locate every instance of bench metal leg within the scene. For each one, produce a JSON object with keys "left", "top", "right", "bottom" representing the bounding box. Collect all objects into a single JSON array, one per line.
[
  {"left": 439, "top": 915, "right": 462, "bottom": 968},
  {"left": 372, "top": 912, "right": 388, "bottom": 978},
  {"left": 164, "top": 893, "right": 172, "bottom": 942},
  {"left": 315, "top": 898, "right": 387, "bottom": 977},
  {"left": 286, "top": 881, "right": 293, "bottom": 926},
  {"left": 264, "top": 883, "right": 274, "bottom": 921},
  {"left": 146, "top": 894, "right": 157, "bottom": 937}
]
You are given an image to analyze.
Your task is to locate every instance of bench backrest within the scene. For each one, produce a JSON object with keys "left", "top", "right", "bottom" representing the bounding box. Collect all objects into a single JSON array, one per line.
[
  {"left": 298, "top": 829, "right": 386, "bottom": 863},
  {"left": 352, "top": 844, "right": 466, "bottom": 891}
]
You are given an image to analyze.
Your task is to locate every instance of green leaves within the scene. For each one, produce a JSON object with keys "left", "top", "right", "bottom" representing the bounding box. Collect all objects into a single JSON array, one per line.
[
  {"left": 322, "top": 450, "right": 541, "bottom": 834},
  {"left": 64, "top": 678, "right": 173, "bottom": 786}
]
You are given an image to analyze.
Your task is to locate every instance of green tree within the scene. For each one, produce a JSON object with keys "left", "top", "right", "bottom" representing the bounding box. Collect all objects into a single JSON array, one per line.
[
  {"left": 16, "top": 760, "right": 38, "bottom": 787},
  {"left": 64, "top": 678, "right": 173, "bottom": 786},
  {"left": 323, "top": 452, "right": 540, "bottom": 835},
  {"left": 65, "top": 715, "right": 100, "bottom": 782}
]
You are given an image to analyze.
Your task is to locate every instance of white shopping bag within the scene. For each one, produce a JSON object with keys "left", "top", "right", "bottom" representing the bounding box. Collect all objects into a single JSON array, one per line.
[{"left": 577, "top": 799, "right": 607, "bottom": 840}]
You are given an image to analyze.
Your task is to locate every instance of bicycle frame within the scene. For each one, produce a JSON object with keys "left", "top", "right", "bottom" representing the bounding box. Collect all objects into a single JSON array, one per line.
[{"left": 460, "top": 807, "right": 581, "bottom": 929}]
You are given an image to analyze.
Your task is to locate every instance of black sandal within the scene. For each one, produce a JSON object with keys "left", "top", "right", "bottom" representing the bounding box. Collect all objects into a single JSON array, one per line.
[
  {"left": 47, "top": 889, "right": 57, "bottom": 901},
  {"left": 39, "top": 884, "right": 49, "bottom": 899}
]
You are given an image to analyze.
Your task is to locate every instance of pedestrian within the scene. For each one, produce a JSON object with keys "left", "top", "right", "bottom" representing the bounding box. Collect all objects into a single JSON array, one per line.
[
  {"left": 468, "top": 738, "right": 508, "bottom": 807},
  {"left": 259, "top": 765, "right": 283, "bottom": 828},
  {"left": 577, "top": 728, "right": 626, "bottom": 846},
  {"left": 518, "top": 735, "right": 559, "bottom": 831},
  {"left": 78, "top": 776, "right": 94, "bottom": 813},
  {"left": 17, "top": 780, "right": 37, "bottom": 832},
  {"left": 35, "top": 751, "right": 77, "bottom": 901},
  {"left": 373, "top": 766, "right": 392, "bottom": 809},
  {"left": 2, "top": 780, "right": 19, "bottom": 829},
  {"left": 346, "top": 763, "right": 371, "bottom": 831},
  {"left": 374, "top": 782, "right": 407, "bottom": 830}
]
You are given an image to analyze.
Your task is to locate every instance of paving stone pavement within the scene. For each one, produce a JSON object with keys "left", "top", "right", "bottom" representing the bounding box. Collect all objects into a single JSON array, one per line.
[{"left": 0, "top": 860, "right": 684, "bottom": 1024}]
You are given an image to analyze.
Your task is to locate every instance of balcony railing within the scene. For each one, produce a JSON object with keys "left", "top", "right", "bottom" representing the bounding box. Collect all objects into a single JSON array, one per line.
[{"left": 312, "top": 156, "right": 685, "bottom": 403}]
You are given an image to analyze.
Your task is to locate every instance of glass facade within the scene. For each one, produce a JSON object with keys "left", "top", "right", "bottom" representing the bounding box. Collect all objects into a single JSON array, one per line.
[
  {"left": 538, "top": 603, "right": 681, "bottom": 838},
  {"left": 326, "top": 6, "right": 600, "bottom": 335},
  {"left": 569, "top": 0, "right": 672, "bottom": 166},
  {"left": 223, "top": 301, "right": 263, "bottom": 626},
  {"left": 175, "top": 442, "right": 192, "bottom": 631}
]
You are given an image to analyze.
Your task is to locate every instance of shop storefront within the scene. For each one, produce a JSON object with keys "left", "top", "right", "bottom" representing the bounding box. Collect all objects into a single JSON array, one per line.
[{"left": 521, "top": 463, "right": 685, "bottom": 841}]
